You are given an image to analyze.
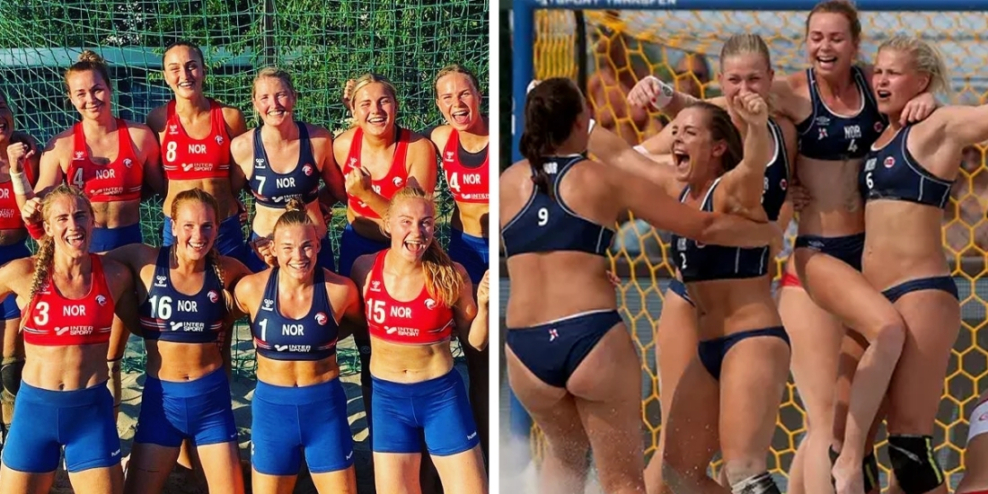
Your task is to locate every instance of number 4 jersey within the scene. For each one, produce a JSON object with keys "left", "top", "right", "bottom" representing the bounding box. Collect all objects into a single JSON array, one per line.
[
  {"left": 441, "top": 128, "right": 489, "bottom": 204},
  {"left": 67, "top": 119, "right": 144, "bottom": 203},
  {"left": 795, "top": 65, "right": 887, "bottom": 161},
  {"left": 500, "top": 154, "right": 615, "bottom": 258}
]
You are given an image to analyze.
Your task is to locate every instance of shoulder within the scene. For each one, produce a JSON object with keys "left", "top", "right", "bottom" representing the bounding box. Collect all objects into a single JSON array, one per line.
[
  {"left": 783, "top": 71, "right": 809, "bottom": 93},
  {"left": 102, "top": 243, "right": 157, "bottom": 267},
  {"left": 230, "top": 127, "right": 255, "bottom": 151},
  {"left": 303, "top": 122, "right": 333, "bottom": 142},
  {"left": 233, "top": 269, "right": 268, "bottom": 301},
  {"left": 146, "top": 104, "right": 169, "bottom": 132},
  {"left": 333, "top": 127, "right": 357, "bottom": 153},
  {"left": 350, "top": 252, "right": 379, "bottom": 286},
  {"left": 405, "top": 132, "right": 437, "bottom": 158},
  {"left": 0, "top": 257, "right": 36, "bottom": 281},
  {"left": 217, "top": 255, "right": 251, "bottom": 286},
  {"left": 218, "top": 102, "right": 246, "bottom": 123},
  {"left": 46, "top": 127, "right": 76, "bottom": 151},
  {"left": 429, "top": 125, "right": 454, "bottom": 149},
  {"left": 124, "top": 120, "right": 156, "bottom": 141},
  {"left": 100, "top": 257, "right": 134, "bottom": 290},
  {"left": 324, "top": 268, "right": 359, "bottom": 296}
]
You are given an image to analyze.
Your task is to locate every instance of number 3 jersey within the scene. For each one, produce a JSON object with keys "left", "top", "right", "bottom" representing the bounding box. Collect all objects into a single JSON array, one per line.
[
  {"left": 22, "top": 255, "right": 115, "bottom": 346},
  {"left": 500, "top": 154, "right": 614, "bottom": 258},
  {"left": 138, "top": 249, "right": 226, "bottom": 343},
  {"left": 250, "top": 268, "right": 339, "bottom": 361},
  {"left": 365, "top": 250, "right": 455, "bottom": 345}
]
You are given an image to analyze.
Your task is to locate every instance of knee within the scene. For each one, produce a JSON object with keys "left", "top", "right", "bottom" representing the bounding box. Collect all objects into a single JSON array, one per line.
[
  {"left": 887, "top": 435, "right": 944, "bottom": 494},
  {"left": 660, "top": 458, "right": 705, "bottom": 493},
  {"left": 867, "top": 318, "right": 906, "bottom": 357}
]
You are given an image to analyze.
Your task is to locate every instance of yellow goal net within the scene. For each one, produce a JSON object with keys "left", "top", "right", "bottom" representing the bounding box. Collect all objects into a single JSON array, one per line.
[{"left": 518, "top": 5, "right": 988, "bottom": 489}]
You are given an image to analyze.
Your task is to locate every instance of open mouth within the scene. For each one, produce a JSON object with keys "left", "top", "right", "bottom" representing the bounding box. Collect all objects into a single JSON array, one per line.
[
  {"left": 64, "top": 231, "right": 86, "bottom": 249},
  {"left": 403, "top": 238, "right": 427, "bottom": 255},
  {"left": 187, "top": 240, "right": 208, "bottom": 253},
  {"left": 876, "top": 90, "right": 891, "bottom": 100},
  {"left": 178, "top": 80, "right": 196, "bottom": 89},
  {"left": 451, "top": 109, "right": 470, "bottom": 125},
  {"left": 266, "top": 109, "right": 287, "bottom": 117},
  {"left": 367, "top": 115, "right": 387, "bottom": 126},
  {"left": 816, "top": 56, "right": 837, "bottom": 70},
  {"left": 673, "top": 149, "right": 691, "bottom": 172}
]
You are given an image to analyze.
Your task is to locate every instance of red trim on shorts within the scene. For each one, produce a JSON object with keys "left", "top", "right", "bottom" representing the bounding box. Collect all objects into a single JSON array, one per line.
[{"left": 781, "top": 271, "right": 802, "bottom": 288}]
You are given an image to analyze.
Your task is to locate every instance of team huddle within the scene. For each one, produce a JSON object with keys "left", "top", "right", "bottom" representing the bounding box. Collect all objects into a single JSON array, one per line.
[
  {"left": 0, "top": 41, "right": 490, "bottom": 494},
  {"left": 502, "top": 1, "right": 988, "bottom": 494}
]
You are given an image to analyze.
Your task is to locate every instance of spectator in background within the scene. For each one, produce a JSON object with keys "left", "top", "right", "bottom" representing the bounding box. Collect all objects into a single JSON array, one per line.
[{"left": 586, "top": 15, "right": 664, "bottom": 146}]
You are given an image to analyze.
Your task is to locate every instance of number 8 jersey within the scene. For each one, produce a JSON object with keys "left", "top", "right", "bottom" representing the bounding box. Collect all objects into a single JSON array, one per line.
[{"left": 22, "top": 255, "right": 115, "bottom": 346}]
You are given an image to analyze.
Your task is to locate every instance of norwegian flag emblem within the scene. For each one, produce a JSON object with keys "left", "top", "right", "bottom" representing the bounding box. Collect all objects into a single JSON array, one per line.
[{"left": 549, "top": 329, "right": 558, "bottom": 342}]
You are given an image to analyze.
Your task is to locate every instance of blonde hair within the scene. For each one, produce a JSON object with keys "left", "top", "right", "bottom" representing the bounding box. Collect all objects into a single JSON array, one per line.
[
  {"left": 877, "top": 36, "right": 951, "bottom": 99},
  {"left": 64, "top": 50, "right": 111, "bottom": 93},
  {"left": 434, "top": 64, "right": 481, "bottom": 98},
  {"left": 384, "top": 187, "right": 460, "bottom": 307},
  {"left": 720, "top": 34, "right": 772, "bottom": 72},
  {"left": 253, "top": 66, "right": 296, "bottom": 98},
  {"left": 170, "top": 188, "right": 227, "bottom": 298},
  {"left": 350, "top": 73, "right": 399, "bottom": 116},
  {"left": 31, "top": 185, "right": 94, "bottom": 297}
]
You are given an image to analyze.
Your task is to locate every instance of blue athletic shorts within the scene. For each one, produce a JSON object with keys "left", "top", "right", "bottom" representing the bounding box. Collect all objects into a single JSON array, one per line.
[
  {"left": 90, "top": 223, "right": 142, "bottom": 253},
  {"left": 251, "top": 377, "right": 354, "bottom": 475},
  {"left": 133, "top": 368, "right": 238, "bottom": 447},
  {"left": 448, "top": 228, "right": 488, "bottom": 284},
  {"left": 337, "top": 223, "right": 388, "bottom": 278},
  {"left": 371, "top": 370, "right": 479, "bottom": 456},
  {"left": 0, "top": 241, "right": 30, "bottom": 320},
  {"left": 2, "top": 381, "right": 120, "bottom": 473}
]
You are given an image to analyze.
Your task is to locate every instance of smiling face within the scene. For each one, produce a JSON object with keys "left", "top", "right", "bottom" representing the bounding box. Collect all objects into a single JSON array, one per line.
[
  {"left": 385, "top": 196, "right": 436, "bottom": 262},
  {"left": 67, "top": 69, "right": 111, "bottom": 121},
  {"left": 436, "top": 72, "right": 482, "bottom": 132},
  {"left": 163, "top": 45, "right": 205, "bottom": 100},
  {"left": 253, "top": 76, "right": 296, "bottom": 127},
  {"left": 172, "top": 199, "right": 216, "bottom": 263},
  {"left": 719, "top": 53, "right": 773, "bottom": 103},
  {"left": 44, "top": 193, "right": 94, "bottom": 255},
  {"left": 273, "top": 223, "right": 320, "bottom": 280},
  {"left": 806, "top": 11, "right": 858, "bottom": 77},
  {"left": 353, "top": 82, "right": 397, "bottom": 138}
]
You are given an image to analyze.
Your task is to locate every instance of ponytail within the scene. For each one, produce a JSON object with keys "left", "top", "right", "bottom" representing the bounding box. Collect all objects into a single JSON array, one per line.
[
  {"left": 422, "top": 238, "right": 460, "bottom": 308},
  {"left": 519, "top": 78, "right": 586, "bottom": 201}
]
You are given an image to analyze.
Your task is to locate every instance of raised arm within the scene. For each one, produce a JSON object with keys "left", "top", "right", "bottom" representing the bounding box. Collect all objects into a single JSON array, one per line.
[
  {"left": 588, "top": 123, "right": 680, "bottom": 197},
  {"left": 718, "top": 92, "right": 774, "bottom": 215},
  {"left": 610, "top": 161, "right": 779, "bottom": 248}
]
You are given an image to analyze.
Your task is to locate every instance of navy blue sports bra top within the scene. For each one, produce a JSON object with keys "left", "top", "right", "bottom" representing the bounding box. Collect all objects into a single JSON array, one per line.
[
  {"left": 796, "top": 66, "right": 888, "bottom": 161},
  {"left": 139, "top": 249, "right": 227, "bottom": 343},
  {"left": 501, "top": 154, "right": 615, "bottom": 257},
  {"left": 250, "top": 123, "right": 321, "bottom": 208},
  {"left": 251, "top": 267, "right": 340, "bottom": 361},
  {"left": 672, "top": 178, "right": 770, "bottom": 283},
  {"left": 761, "top": 118, "right": 792, "bottom": 222},
  {"left": 860, "top": 125, "right": 952, "bottom": 209}
]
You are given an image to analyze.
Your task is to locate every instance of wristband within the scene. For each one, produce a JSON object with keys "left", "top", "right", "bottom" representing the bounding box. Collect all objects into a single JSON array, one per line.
[
  {"left": 652, "top": 79, "right": 675, "bottom": 110},
  {"left": 26, "top": 221, "right": 45, "bottom": 240},
  {"left": 9, "top": 171, "right": 30, "bottom": 196}
]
